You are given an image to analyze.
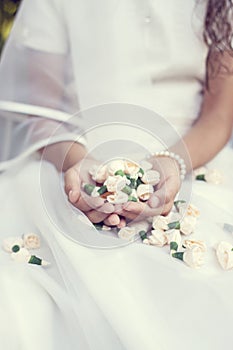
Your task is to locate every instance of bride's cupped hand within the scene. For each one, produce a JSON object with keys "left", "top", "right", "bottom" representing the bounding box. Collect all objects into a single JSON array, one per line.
[
  {"left": 64, "top": 158, "right": 123, "bottom": 226},
  {"left": 120, "top": 156, "right": 181, "bottom": 221}
]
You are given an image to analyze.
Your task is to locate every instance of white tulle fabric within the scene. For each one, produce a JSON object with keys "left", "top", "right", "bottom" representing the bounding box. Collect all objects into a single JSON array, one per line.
[{"left": 1, "top": 0, "right": 233, "bottom": 349}]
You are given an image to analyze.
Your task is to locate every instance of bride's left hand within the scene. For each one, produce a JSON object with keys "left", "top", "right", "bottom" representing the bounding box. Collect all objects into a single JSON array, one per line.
[{"left": 119, "top": 156, "right": 181, "bottom": 221}]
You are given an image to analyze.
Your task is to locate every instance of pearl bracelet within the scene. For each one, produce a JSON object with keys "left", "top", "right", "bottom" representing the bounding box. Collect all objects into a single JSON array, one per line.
[{"left": 148, "top": 150, "right": 187, "bottom": 180}]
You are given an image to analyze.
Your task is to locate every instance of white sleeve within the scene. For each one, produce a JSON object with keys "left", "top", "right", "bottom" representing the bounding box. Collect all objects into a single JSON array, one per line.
[{"left": 12, "top": 0, "right": 68, "bottom": 54}]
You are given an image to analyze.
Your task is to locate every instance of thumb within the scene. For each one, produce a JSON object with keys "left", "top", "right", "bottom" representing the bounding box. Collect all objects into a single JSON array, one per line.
[
  {"left": 148, "top": 176, "right": 180, "bottom": 209},
  {"left": 64, "top": 167, "right": 81, "bottom": 203}
]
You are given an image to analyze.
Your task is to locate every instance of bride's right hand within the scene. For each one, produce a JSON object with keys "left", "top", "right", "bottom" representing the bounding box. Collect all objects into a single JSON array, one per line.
[{"left": 64, "top": 158, "right": 123, "bottom": 226}]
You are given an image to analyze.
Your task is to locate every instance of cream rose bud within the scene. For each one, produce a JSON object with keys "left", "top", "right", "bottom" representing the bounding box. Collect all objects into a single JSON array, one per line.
[
  {"left": 180, "top": 216, "right": 197, "bottom": 235},
  {"left": 137, "top": 184, "right": 154, "bottom": 201},
  {"left": 107, "top": 192, "right": 128, "bottom": 204},
  {"left": 107, "top": 160, "right": 125, "bottom": 176},
  {"left": 216, "top": 241, "right": 233, "bottom": 270},
  {"left": 2, "top": 236, "right": 24, "bottom": 253},
  {"left": 104, "top": 175, "right": 128, "bottom": 193},
  {"left": 183, "top": 239, "right": 206, "bottom": 252},
  {"left": 124, "top": 160, "right": 140, "bottom": 176},
  {"left": 149, "top": 229, "right": 167, "bottom": 247},
  {"left": 183, "top": 246, "right": 205, "bottom": 268},
  {"left": 179, "top": 203, "right": 200, "bottom": 218},
  {"left": 205, "top": 169, "right": 223, "bottom": 185},
  {"left": 141, "top": 170, "right": 160, "bottom": 186},
  {"left": 89, "top": 164, "right": 108, "bottom": 183},
  {"left": 194, "top": 166, "right": 207, "bottom": 177},
  {"left": 118, "top": 227, "right": 136, "bottom": 241},
  {"left": 165, "top": 229, "right": 182, "bottom": 247},
  {"left": 11, "top": 247, "right": 31, "bottom": 263},
  {"left": 152, "top": 215, "right": 169, "bottom": 230},
  {"left": 23, "top": 233, "right": 40, "bottom": 249}
]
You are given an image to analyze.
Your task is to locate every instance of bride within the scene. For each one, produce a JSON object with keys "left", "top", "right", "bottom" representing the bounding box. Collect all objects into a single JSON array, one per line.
[{"left": 0, "top": 0, "right": 233, "bottom": 349}]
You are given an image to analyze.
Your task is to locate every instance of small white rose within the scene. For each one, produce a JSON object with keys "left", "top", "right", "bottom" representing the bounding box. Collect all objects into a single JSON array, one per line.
[
  {"left": 137, "top": 184, "right": 154, "bottom": 201},
  {"left": 2, "top": 236, "right": 24, "bottom": 253},
  {"left": 104, "top": 175, "right": 128, "bottom": 193},
  {"left": 124, "top": 160, "right": 140, "bottom": 176},
  {"left": 205, "top": 169, "right": 223, "bottom": 184},
  {"left": 180, "top": 216, "right": 197, "bottom": 235},
  {"left": 107, "top": 191, "right": 128, "bottom": 204},
  {"left": 107, "top": 160, "right": 125, "bottom": 176},
  {"left": 131, "top": 189, "right": 139, "bottom": 200},
  {"left": 216, "top": 241, "right": 233, "bottom": 270},
  {"left": 152, "top": 215, "right": 169, "bottom": 230},
  {"left": 149, "top": 229, "right": 167, "bottom": 247},
  {"left": 183, "top": 246, "right": 205, "bottom": 268},
  {"left": 183, "top": 239, "right": 206, "bottom": 252},
  {"left": 141, "top": 170, "right": 160, "bottom": 186},
  {"left": 118, "top": 227, "right": 136, "bottom": 241},
  {"left": 11, "top": 248, "right": 31, "bottom": 263},
  {"left": 89, "top": 164, "right": 108, "bottom": 183},
  {"left": 23, "top": 233, "right": 40, "bottom": 249},
  {"left": 142, "top": 238, "right": 150, "bottom": 245},
  {"left": 165, "top": 229, "right": 182, "bottom": 248},
  {"left": 179, "top": 204, "right": 200, "bottom": 218}
]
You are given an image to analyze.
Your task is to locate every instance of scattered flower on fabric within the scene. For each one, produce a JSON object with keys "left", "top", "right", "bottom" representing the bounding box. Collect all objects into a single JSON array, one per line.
[
  {"left": 23, "top": 233, "right": 40, "bottom": 249},
  {"left": 118, "top": 226, "right": 136, "bottom": 241},
  {"left": 216, "top": 241, "right": 233, "bottom": 270},
  {"left": 152, "top": 215, "right": 169, "bottom": 231},
  {"left": 149, "top": 229, "right": 167, "bottom": 247},
  {"left": 183, "top": 239, "right": 206, "bottom": 252},
  {"left": 2, "top": 236, "right": 24, "bottom": 253},
  {"left": 180, "top": 216, "right": 197, "bottom": 235},
  {"left": 195, "top": 168, "right": 223, "bottom": 185},
  {"left": 183, "top": 245, "right": 205, "bottom": 268},
  {"left": 11, "top": 247, "right": 31, "bottom": 262}
]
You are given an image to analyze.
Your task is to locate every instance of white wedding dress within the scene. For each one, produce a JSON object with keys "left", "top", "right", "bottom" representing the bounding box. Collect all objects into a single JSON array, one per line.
[{"left": 0, "top": 1, "right": 233, "bottom": 349}]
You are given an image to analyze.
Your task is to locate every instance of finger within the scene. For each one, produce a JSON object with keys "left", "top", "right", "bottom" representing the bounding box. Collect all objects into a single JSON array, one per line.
[
  {"left": 74, "top": 192, "right": 105, "bottom": 212},
  {"left": 64, "top": 168, "right": 81, "bottom": 203},
  {"left": 103, "top": 214, "right": 120, "bottom": 226},
  {"left": 86, "top": 210, "right": 109, "bottom": 224},
  {"left": 117, "top": 217, "right": 126, "bottom": 228},
  {"left": 148, "top": 176, "right": 180, "bottom": 209},
  {"left": 122, "top": 201, "right": 173, "bottom": 220}
]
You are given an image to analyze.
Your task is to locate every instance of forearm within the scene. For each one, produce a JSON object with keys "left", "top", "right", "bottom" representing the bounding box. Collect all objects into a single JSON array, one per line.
[
  {"left": 170, "top": 114, "right": 232, "bottom": 172},
  {"left": 39, "top": 141, "right": 88, "bottom": 172}
]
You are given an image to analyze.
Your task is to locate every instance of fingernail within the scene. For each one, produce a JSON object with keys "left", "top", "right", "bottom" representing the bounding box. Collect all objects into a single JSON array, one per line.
[
  {"left": 123, "top": 203, "right": 134, "bottom": 211},
  {"left": 148, "top": 195, "right": 160, "bottom": 208},
  {"left": 100, "top": 203, "right": 115, "bottom": 214},
  {"left": 69, "top": 190, "right": 78, "bottom": 202}
]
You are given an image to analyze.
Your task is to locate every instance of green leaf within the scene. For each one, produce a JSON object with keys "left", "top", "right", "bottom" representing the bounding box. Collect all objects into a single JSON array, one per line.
[
  {"left": 174, "top": 200, "right": 186, "bottom": 212},
  {"left": 83, "top": 183, "right": 95, "bottom": 195},
  {"left": 139, "top": 230, "right": 147, "bottom": 241},
  {"left": 28, "top": 255, "right": 42, "bottom": 265},
  {"left": 196, "top": 174, "right": 206, "bottom": 181},
  {"left": 136, "top": 178, "right": 143, "bottom": 187},
  {"left": 121, "top": 185, "right": 132, "bottom": 195},
  {"left": 139, "top": 168, "right": 144, "bottom": 176},
  {"left": 12, "top": 245, "right": 20, "bottom": 253},
  {"left": 115, "top": 170, "right": 125, "bottom": 177},
  {"left": 168, "top": 221, "right": 180, "bottom": 230},
  {"left": 128, "top": 196, "right": 138, "bottom": 202},
  {"left": 94, "top": 223, "right": 104, "bottom": 230},
  {"left": 172, "top": 252, "right": 184, "bottom": 261},
  {"left": 97, "top": 185, "right": 107, "bottom": 195},
  {"left": 170, "top": 241, "right": 178, "bottom": 252},
  {"left": 129, "top": 178, "right": 137, "bottom": 189}
]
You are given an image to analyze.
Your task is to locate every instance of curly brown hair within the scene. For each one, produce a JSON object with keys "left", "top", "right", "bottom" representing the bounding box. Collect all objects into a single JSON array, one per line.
[{"left": 204, "top": 0, "right": 233, "bottom": 80}]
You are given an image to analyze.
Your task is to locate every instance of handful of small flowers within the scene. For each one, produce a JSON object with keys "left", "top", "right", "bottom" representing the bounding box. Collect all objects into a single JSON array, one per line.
[{"left": 84, "top": 159, "right": 160, "bottom": 204}]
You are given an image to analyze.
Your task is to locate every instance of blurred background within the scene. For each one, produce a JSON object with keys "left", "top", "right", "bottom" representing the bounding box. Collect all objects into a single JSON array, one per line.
[{"left": 0, "top": 0, "right": 21, "bottom": 53}]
